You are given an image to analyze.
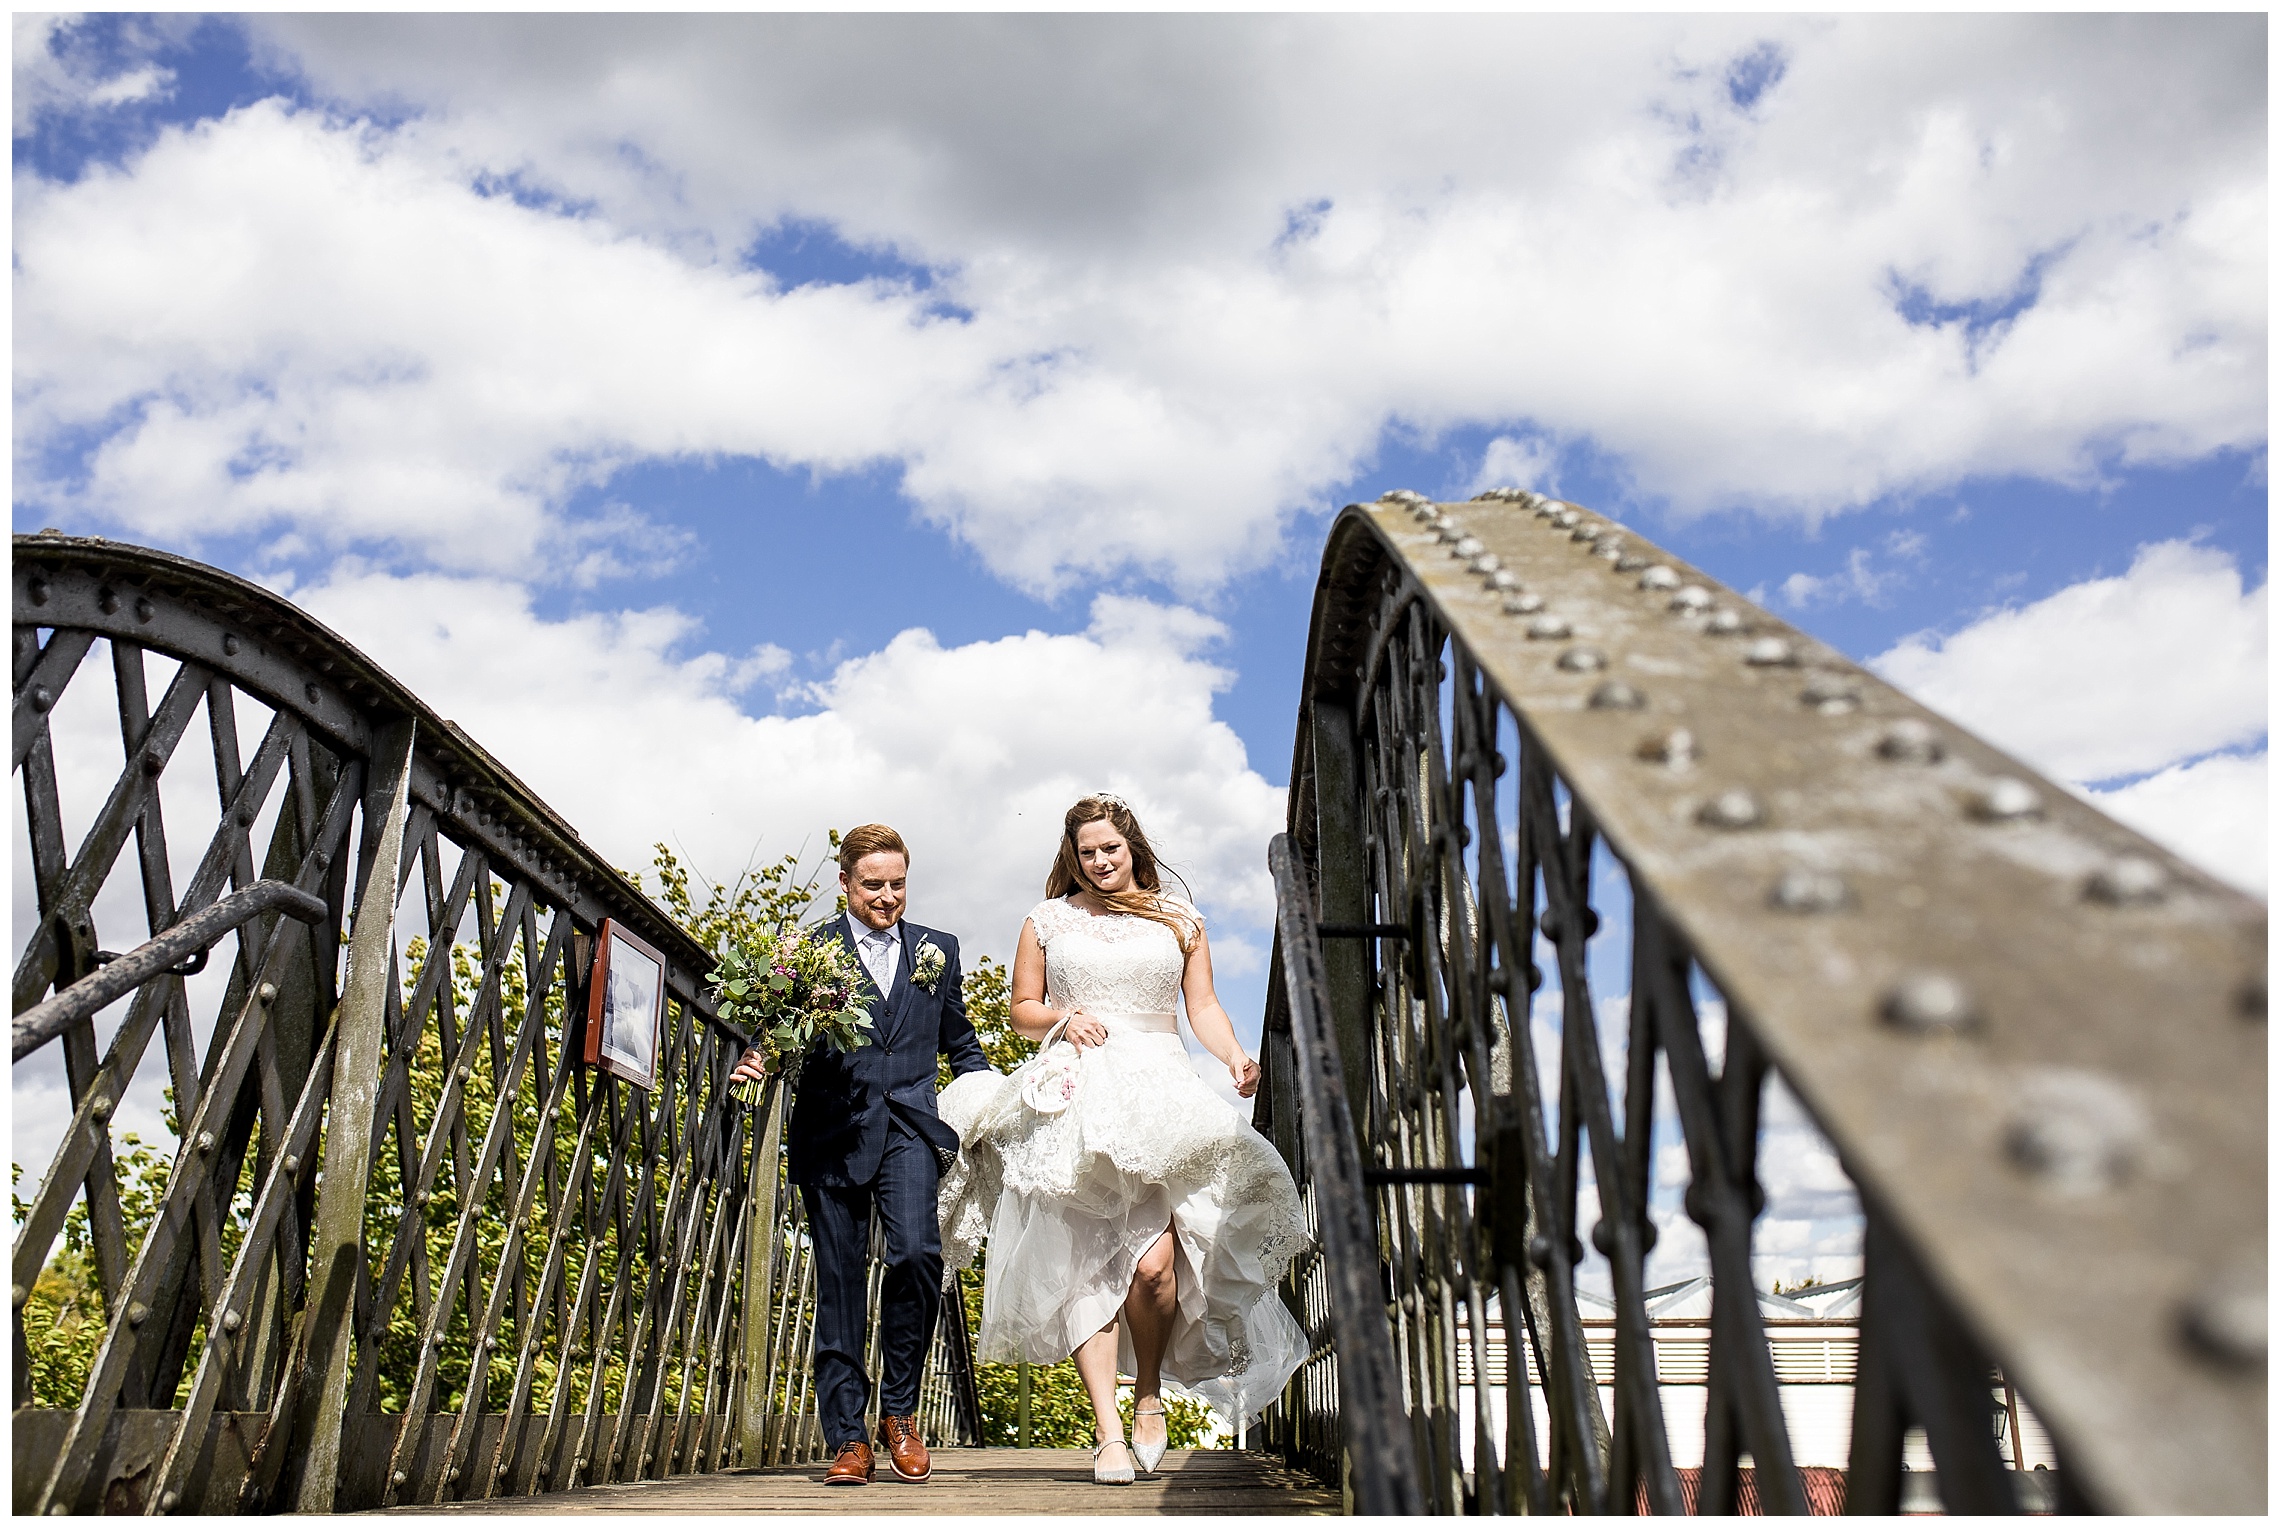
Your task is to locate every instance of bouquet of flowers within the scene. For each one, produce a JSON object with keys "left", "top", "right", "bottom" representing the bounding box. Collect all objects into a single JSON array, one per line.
[{"left": 711, "top": 926, "right": 878, "bottom": 1104}]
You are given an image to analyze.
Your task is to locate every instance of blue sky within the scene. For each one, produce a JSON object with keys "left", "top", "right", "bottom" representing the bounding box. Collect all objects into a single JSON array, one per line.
[{"left": 12, "top": 15, "right": 2267, "bottom": 1283}]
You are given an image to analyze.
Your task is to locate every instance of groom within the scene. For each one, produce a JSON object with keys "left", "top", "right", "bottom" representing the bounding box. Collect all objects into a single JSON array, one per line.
[{"left": 729, "top": 823, "right": 988, "bottom": 1486}]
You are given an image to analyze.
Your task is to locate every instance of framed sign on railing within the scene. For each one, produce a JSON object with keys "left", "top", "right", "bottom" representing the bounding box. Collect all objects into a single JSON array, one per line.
[{"left": 587, "top": 917, "right": 669, "bottom": 1090}]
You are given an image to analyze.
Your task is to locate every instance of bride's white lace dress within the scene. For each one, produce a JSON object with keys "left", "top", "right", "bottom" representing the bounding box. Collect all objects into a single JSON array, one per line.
[{"left": 935, "top": 896, "right": 1309, "bottom": 1427}]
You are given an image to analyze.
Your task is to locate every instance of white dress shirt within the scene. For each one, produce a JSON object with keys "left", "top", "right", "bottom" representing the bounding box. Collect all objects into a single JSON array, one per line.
[{"left": 856, "top": 922, "right": 900, "bottom": 1001}]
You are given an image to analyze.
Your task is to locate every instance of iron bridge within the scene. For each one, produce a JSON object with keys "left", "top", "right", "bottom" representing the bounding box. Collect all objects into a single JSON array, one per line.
[{"left": 11, "top": 505, "right": 2264, "bottom": 1515}]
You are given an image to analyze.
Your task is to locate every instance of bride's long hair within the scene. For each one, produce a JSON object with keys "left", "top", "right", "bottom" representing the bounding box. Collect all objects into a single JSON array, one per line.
[{"left": 1046, "top": 795, "right": 1200, "bottom": 953}]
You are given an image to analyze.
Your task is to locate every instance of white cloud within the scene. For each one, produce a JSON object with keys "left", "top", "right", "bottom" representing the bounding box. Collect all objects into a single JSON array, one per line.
[
  {"left": 13, "top": 102, "right": 1007, "bottom": 580},
  {"left": 2088, "top": 750, "right": 2267, "bottom": 894},
  {"left": 1871, "top": 540, "right": 2267, "bottom": 782},
  {"left": 1781, "top": 547, "right": 1892, "bottom": 610},
  {"left": 12, "top": 15, "right": 175, "bottom": 133},
  {"left": 14, "top": 16, "right": 2265, "bottom": 594},
  {"left": 1470, "top": 435, "right": 1562, "bottom": 498},
  {"left": 290, "top": 570, "right": 1286, "bottom": 966}
]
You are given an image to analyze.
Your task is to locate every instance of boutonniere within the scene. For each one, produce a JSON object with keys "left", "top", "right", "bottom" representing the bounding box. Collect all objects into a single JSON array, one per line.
[{"left": 912, "top": 937, "right": 948, "bottom": 993}]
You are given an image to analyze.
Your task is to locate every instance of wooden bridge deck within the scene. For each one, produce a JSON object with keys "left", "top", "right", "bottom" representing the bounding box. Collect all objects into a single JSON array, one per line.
[{"left": 372, "top": 1448, "right": 1343, "bottom": 1515}]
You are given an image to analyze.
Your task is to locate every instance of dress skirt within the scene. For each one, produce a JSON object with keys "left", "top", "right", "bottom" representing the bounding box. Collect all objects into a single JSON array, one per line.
[{"left": 936, "top": 1012, "right": 1310, "bottom": 1427}]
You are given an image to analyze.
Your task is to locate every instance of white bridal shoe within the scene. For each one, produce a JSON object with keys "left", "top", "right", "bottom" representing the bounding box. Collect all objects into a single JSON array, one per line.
[
  {"left": 1131, "top": 1402, "right": 1168, "bottom": 1474},
  {"left": 1092, "top": 1434, "right": 1136, "bottom": 1486}
]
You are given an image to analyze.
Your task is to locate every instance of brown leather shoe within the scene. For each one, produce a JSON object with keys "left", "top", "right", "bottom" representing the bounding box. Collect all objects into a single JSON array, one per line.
[
  {"left": 824, "top": 1440, "right": 874, "bottom": 1485},
  {"left": 878, "top": 1415, "right": 931, "bottom": 1482}
]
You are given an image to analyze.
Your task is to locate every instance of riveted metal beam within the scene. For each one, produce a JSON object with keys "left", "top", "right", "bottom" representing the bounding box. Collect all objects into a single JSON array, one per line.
[{"left": 1316, "top": 490, "right": 2263, "bottom": 1514}]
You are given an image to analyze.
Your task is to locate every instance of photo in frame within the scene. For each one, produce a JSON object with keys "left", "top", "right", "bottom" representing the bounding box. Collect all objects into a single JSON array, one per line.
[{"left": 584, "top": 918, "right": 667, "bottom": 1090}]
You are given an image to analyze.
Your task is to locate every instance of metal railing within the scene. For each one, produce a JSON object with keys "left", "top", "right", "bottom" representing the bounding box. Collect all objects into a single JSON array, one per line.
[
  {"left": 1254, "top": 492, "right": 2265, "bottom": 1514},
  {"left": 11, "top": 534, "right": 975, "bottom": 1513}
]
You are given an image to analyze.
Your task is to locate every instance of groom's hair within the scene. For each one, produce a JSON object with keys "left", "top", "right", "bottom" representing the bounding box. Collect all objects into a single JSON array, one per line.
[{"left": 838, "top": 823, "right": 909, "bottom": 874}]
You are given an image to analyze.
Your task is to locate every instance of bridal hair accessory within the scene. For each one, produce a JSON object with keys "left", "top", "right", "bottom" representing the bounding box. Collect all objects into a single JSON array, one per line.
[
  {"left": 1090, "top": 791, "right": 1132, "bottom": 813},
  {"left": 913, "top": 936, "right": 948, "bottom": 992},
  {"left": 1019, "top": 1014, "right": 1085, "bottom": 1114}
]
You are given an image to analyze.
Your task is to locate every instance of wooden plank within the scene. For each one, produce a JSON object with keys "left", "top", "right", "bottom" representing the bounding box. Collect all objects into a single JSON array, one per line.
[{"left": 364, "top": 1448, "right": 1342, "bottom": 1516}]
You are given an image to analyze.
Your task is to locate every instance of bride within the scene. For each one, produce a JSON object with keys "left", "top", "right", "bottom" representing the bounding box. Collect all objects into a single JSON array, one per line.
[{"left": 936, "top": 795, "right": 1309, "bottom": 1484}]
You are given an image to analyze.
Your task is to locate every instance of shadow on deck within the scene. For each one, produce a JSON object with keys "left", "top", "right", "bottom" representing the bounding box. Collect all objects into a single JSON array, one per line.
[{"left": 369, "top": 1448, "right": 1340, "bottom": 1515}]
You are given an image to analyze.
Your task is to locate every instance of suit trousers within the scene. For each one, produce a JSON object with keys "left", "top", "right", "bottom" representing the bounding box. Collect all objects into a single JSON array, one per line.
[{"left": 802, "top": 1118, "right": 944, "bottom": 1447}]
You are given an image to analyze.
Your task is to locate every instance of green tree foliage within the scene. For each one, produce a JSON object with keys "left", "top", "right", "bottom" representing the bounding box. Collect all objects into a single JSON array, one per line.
[
  {"left": 648, "top": 838, "right": 837, "bottom": 956},
  {"left": 11, "top": 1096, "right": 235, "bottom": 1410},
  {"left": 11, "top": 1134, "right": 176, "bottom": 1408}
]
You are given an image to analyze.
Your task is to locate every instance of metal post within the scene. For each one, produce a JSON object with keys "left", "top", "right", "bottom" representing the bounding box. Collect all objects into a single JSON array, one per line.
[
  {"left": 292, "top": 717, "right": 414, "bottom": 1512},
  {"left": 1017, "top": 1363, "right": 1032, "bottom": 1447},
  {"left": 1269, "top": 832, "right": 1426, "bottom": 1515},
  {"left": 1308, "top": 701, "right": 1376, "bottom": 1124},
  {"left": 738, "top": 1078, "right": 786, "bottom": 1469}
]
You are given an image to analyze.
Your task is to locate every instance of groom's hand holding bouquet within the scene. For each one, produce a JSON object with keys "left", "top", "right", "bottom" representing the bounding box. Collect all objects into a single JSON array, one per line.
[{"left": 717, "top": 926, "right": 877, "bottom": 1101}]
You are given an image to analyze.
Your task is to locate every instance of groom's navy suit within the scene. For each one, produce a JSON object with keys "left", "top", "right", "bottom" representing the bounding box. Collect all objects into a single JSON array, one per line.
[{"left": 789, "top": 914, "right": 988, "bottom": 1447}]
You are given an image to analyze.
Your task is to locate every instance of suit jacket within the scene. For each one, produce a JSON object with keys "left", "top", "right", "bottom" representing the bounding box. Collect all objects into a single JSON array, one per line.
[{"left": 785, "top": 914, "right": 990, "bottom": 1188}]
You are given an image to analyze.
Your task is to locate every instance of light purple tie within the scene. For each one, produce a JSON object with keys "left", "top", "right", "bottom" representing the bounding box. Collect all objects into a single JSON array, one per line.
[{"left": 862, "top": 929, "right": 896, "bottom": 997}]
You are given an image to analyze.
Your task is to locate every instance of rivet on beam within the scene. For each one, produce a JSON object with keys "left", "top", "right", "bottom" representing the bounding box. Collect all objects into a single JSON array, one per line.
[
  {"left": 1637, "top": 728, "right": 1698, "bottom": 768},
  {"left": 2181, "top": 1257, "right": 2267, "bottom": 1367},
  {"left": 2004, "top": 1067, "right": 2148, "bottom": 1195},
  {"left": 1971, "top": 778, "right": 2044, "bottom": 821},
  {"left": 1880, "top": 972, "right": 1978, "bottom": 1033},
  {"left": 1799, "top": 675, "right": 1860, "bottom": 714},
  {"left": 1876, "top": 720, "right": 1944, "bottom": 764},
  {"left": 1742, "top": 637, "right": 1796, "bottom": 667},
  {"left": 1696, "top": 788, "right": 1763, "bottom": 829},
  {"left": 1769, "top": 869, "right": 1849, "bottom": 913},
  {"left": 2086, "top": 855, "right": 2168, "bottom": 905}
]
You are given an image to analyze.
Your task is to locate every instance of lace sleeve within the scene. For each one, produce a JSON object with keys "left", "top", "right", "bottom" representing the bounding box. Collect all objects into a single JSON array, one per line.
[
  {"left": 1026, "top": 898, "right": 1070, "bottom": 948},
  {"left": 1162, "top": 896, "right": 1205, "bottom": 946}
]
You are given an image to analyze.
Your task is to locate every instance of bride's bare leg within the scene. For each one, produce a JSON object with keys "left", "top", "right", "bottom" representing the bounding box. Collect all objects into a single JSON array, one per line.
[
  {"left": 1125, "top": 1231, "right": 1177, "bottom": 1455},
  {"left": 1072, "top": 1325, "right": 1128, "bottom": 1446}
]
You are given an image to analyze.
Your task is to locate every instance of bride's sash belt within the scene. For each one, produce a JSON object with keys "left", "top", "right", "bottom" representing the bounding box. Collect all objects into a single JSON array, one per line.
[{"left": 1095, "top": 1009, "right": 1178, "bottom": 1036}]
